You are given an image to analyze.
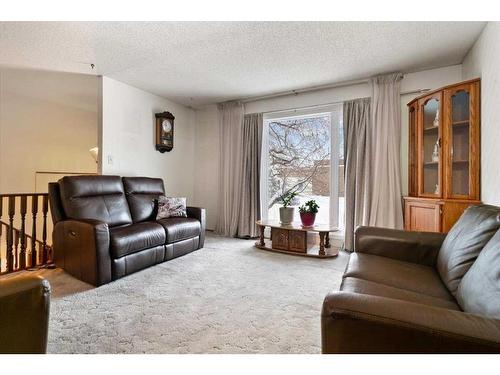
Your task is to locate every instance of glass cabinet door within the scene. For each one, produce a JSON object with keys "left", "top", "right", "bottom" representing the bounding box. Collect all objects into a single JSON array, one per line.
[
  {"left": 418, "top": 94, "right": 442, "bottom": 197},
  {"left": 444, "top": 82, "right": 479, "bottom": 200}
]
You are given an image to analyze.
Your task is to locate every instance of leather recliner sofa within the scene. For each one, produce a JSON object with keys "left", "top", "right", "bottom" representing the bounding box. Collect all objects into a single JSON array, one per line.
[
  {"left": 322, "top": 204, "right": 500, "bottom": 353},
  {"left": 49, "top": 175, "right": 205, "bottom": 286}
]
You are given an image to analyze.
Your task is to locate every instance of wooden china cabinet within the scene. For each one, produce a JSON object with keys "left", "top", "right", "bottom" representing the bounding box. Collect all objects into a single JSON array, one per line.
[{"left": 404, "top": 79, "right": 481, "bottom": 233}]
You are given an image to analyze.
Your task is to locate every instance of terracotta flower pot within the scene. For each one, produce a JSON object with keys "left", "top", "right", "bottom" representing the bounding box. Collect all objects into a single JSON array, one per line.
[{"left": 300, "top": 212, "right": 316, "bottom": 227}]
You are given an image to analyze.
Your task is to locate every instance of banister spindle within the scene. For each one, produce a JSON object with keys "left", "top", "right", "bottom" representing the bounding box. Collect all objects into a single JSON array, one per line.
[
  {"left": 14, "top": 229, "right": 19, "bottom": 270},
  {"left": 0, "top": 196, "right": 3, "bottom": 273},
  {"left": 0, "top": 227, "right": 2, "bottom": 273},
  {"left": 19, "top": 195, "right": 27, "bottom": 269},
  {"left": 38, "top": 242, "right": 43, "bottom": 265},
  {"left": 42, "top": 195, "right": 48, "bottom": 264},
  {"left": 3, "top": 226, "right": 7, "bottom": 273},
  {"left": 31, "top": 194, "right": 38, "bottom": 267},
  {"left": 46, "top": 243, "right": 53, "bottom": 264},
  {"left": 7, "top": 196, "right": 15, "bottom": 272}
]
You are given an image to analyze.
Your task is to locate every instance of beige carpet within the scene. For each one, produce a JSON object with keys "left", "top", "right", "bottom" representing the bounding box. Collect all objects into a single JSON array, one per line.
[{"left": 23, "top": 233, "right": 348, "bottom": 353}]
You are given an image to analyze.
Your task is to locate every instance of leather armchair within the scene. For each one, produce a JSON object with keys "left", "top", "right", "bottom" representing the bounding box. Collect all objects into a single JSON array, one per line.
[{"left": 0, "top": 275, "right": 51, "bottom": 354}]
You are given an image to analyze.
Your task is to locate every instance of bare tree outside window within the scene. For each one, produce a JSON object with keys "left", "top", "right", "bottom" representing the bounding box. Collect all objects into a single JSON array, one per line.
[
  {"left": 267, "top": 114, "right": 332, "bottom": 223},
  {"left": 264, "top": 108, "right": 345, "bottom": 228}
]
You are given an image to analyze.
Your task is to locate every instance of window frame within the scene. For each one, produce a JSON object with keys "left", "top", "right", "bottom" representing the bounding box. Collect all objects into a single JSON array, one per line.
[{"left": 260, "top": 104, "right": 343, "bottom": 229}]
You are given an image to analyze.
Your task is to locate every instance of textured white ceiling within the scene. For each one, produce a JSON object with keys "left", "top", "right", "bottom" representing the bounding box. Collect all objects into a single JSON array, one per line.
[{"left": 0, "top": 22, "right": 486, "bottom": 107}]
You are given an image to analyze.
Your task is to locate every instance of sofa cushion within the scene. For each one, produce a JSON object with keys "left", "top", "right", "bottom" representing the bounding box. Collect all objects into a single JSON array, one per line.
[
  {"left": 157, "top": 217, "right": 201, "bottom": 244},
  {"left": 109, "top": 222, "right": 166, "bottom": 258},
  {"left": 456, "top": 230, "right": 500, "bottom": 318},
  {"left": 346, "top": 253, "right": 454, "bottom": 301},
  {"left": 437, "top": 204, "right": 500, "bottom": 296},
  {"left": 122, "top": 177, "right": 165, "bottom": 223},
  {"left": 112, "top": 245, "right": 165, "bottom": 279},
  {"left": 59, "top": 175, "right": 132, "bottom": 227},
  {"left": 156, "top": 196, "right": 187, "bottom": 219},
  {"left": 341, "top": 276, "right": 461, "bottom": 310}
]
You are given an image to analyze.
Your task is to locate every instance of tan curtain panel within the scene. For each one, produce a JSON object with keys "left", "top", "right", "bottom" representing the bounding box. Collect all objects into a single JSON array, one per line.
[
  {"left": 215, "top": 104, "right": 263, "bottom": 238},
  {"left": 237, "top": 113, "right": 263, "bottom": 238},
  {"left": 215, "top": 102, "right": 245, "bottom": 237},
  {"left": 343, "top": 98, "right": 372, "bottom": 251},
  {"left": 368, "top": 73, "right": 404, "bottom": 229}
]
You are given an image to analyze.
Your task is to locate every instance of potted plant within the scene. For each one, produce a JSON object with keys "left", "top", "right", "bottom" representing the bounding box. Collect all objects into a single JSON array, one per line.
[
  {"left": 279, "top": 190, "right": 298, "bottom": 225},
  {"left": 299, "top": 200, "right": 319, "bottom": 227}
]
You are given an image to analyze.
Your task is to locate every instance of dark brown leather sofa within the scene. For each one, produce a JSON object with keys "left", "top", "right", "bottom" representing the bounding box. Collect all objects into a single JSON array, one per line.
[
  {"left": 49, "top": 175, "right": 205, "bottom": 286},
  {"left": 0, "top": 275, "right": 51, "bottom": 353},
  {"left": 322, "top": 204, "right": 500, "bottom": 353}
]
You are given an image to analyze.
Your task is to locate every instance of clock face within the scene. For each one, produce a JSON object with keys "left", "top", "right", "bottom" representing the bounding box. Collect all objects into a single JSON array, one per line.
[{"left": 162, "top": 119, "right": 172, "bottom": 133}]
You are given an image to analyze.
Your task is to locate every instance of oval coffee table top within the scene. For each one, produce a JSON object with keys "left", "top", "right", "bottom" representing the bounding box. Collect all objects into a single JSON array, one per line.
[{"left": 256, "top": 220, "right": 339, "bottom": 233}]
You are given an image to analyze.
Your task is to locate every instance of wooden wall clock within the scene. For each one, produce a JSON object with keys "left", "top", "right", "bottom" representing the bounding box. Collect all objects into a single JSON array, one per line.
[{"left": 155, "top": 111, "right": 175, "bottom": 153}]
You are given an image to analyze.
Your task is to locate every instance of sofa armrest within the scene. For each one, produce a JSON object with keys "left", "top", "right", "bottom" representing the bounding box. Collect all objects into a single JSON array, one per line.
[
  {"left": 322, "top": 291, "right": 500, "bottom": 353},
  {"left": 187, "top": 206, "right": 206, "bottom": 248},
  {"left": 53, "top": 218, "right": 112, "bottom": 286},
  {"left": 354, "top": 226, "right": 446, "bottom": 266},
  {"left": 0, "top": 275, "right": 51, "bottom": 353}
]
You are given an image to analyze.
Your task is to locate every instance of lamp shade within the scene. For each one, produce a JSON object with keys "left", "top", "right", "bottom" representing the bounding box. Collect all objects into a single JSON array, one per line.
[{"left": 89, "top": 147, "right": 99, "bottom": 163}]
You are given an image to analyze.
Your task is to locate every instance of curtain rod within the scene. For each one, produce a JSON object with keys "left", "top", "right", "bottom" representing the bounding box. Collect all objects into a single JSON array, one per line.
[
  {"left": 258, "top": 88, "right": 430, "bottom": 116},
  {"left": 242, "top": 78, "right": 370, "bottom": 103},
  {"left": 260, "top": 100, "right": 347, "bottom": 116},
  {"left": 242, "top": 79, "right": 429, "bottom": 106}
]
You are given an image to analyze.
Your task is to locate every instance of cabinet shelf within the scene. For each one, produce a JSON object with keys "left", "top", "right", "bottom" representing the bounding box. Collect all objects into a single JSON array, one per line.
[
  {"left": 423, "top": 160, "right": 467, "bottom": 167},
  {"left": 423, "top": 126, "right": 439, "bottom": 132},
  {"left": 452, "top": 120, "right": 469, "bottom": 126}
]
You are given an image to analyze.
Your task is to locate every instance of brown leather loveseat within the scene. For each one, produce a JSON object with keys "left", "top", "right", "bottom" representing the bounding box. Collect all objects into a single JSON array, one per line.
[
  {"left": 322, "top": 204, "right": 500, "bottom": 353},
  {"left": 49, "top": 175, "right": 205, "bottom": 286}
]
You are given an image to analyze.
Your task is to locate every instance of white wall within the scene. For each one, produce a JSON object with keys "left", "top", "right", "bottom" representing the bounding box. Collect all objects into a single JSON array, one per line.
[
  {"left": 462, "top": 22, "right": 500, "bottom": 206},
  {"left": 193, "top": 65, "right": 464, "bottom": 225},
  {"left": 101, "top": 77, "right": 197, "bottom": 202},
  {"left": 192, "top": 105, "right": 219, "bottom": 230},
  {"left": 0, "top": 67, "right": 98, "bottom": 193}
]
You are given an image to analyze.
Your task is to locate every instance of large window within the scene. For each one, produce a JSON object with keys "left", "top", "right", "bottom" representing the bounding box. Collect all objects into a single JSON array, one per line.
[{"left": 260, "top": 105, "right": 344, "bottom": 229}]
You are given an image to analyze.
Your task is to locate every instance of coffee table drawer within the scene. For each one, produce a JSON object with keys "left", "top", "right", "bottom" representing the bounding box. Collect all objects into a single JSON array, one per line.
[
  {"left": 271, "top": 228, "right": 307, "bottom": 253},
  {"left": 271, "top": 228, "right": 289, "bottom": 250},
  {"left": 288, "top": 230, "right": 307, "bottom": 253}
]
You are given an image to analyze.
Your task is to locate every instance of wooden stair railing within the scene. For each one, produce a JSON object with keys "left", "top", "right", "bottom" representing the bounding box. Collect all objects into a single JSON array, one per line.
[{"left": 0, "top": 193, "right": 53, "bottom": 275}]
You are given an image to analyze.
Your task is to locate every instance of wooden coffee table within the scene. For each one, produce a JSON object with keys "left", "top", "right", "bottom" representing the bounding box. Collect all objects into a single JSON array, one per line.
[{"left": 255, "top": 220, "right": 339, "bottom": 258}]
